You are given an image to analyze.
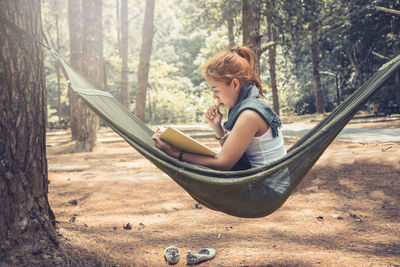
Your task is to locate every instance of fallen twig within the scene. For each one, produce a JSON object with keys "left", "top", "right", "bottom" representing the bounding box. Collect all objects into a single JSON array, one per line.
[
  {"left": 376, "top": 6, "right": 400, "bottom": 16},
  {"left": 382, "top": 146, "right": 392, "bottom": 152}
]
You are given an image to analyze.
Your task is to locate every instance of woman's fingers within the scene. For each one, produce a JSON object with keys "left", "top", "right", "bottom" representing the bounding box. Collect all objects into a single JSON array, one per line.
[
  {"left": 212, "top": 104, "right": 220, "bottom": 115},
  {"left": 205, "top": 104, "right": 222, "bottom": 124},
  {"left": 153, "top": 137, "right": 166, "bottom": 151},
  {"left": 205, "top": 109, "right": 213, "bottom": 120},
  {"left": 206, "top": 107, "right": 212, "bottom": 117},
  {"left": 205, "top": 110, "right": 213, "bottom": 120},
  {"left": 215, "top": 106, "right": 222, "bottom": 116},
  {"left": 151, "top": 136, "right": 160, "bottom": 146},
  {"left": 206, "top": 105, "right": 219, "bottom": 117},
  {"left": 152, "top": 137, "right": 169, "bottom": 150},
  {"left": 152, "top": 128, "right": 163, "bottom": 138}
]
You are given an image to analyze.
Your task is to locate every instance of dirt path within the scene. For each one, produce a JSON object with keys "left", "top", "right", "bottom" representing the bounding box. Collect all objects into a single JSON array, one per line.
[
  {"left": 47, "top": 122, "right": 400, "bottom": 266},
  {"left": 282, "top": 117, "right": 400, "bottom": 143}
]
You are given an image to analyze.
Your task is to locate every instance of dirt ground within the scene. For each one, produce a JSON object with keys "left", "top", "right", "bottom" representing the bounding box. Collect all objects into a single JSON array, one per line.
[{"left": 47, "top": 119, "right": 400, "bottom": 267}]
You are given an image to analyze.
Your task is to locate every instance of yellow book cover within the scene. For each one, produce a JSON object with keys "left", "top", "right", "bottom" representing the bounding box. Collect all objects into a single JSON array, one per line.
[{"left": 159, "top": 126, "right": 217, "bottom": 157}]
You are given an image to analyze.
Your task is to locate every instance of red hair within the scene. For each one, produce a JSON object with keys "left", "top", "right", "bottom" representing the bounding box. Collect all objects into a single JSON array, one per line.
[{"left": 202, "top": 46, "right": 263, "bottom": 95}]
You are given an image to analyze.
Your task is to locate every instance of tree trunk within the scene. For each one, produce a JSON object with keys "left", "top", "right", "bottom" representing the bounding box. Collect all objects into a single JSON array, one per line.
[
  {"left": 135, "top": 0, "right": 155, "bottom": 121},
  {"left": 103, "top": 58, "right": 108, "bottom": 91},
  {"left": 74, "top": 0, "right": 103, "bottom": 151},
  {"left": 120, "top": 0, "right": 129, "bottom": 108},
  {"left": 310, "top": 21, "right": 325, "bottom": 114},
  {"left": 68, "top": 0, "right": 83, "bottom": 140},
  {"left": 267, "top": 21, "right": 279, "bottom": 115},
  {"left": 346, "top": 49, "right": 363, "bottom": 90},
  {"left": 392, "top": 16, "right": 400, "bottom": 102},
  {"left": 0, "top": 1, "right": 65, "bottom": 265},
  {"left": 116, "top": 0, "right": 121, "bottom": 56},
  {"left": 242, "top": 0, "right": 262, "bottom": 70},
  {"left": 227, "top": 16, "right": 235, "bottom": 48},
  {"left": 54, "top": 0, "right": 63, "bottom": 125}
]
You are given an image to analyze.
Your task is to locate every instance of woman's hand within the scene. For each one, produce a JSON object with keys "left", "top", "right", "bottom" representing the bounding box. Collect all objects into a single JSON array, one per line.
[
  {"left": 152, "top": 128, "right": 179, "bottom": 157},
  {"left": 205, "top": 104, "right": 222, "bottom": 130}
]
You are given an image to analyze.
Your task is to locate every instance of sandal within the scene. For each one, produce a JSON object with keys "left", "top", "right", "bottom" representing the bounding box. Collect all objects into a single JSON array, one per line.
[
  {"left": 186, "top": 248, "right": 216, "bottom": 265},
  {"left": 164, "top": 246, "right": 180, "bottom": 265}
]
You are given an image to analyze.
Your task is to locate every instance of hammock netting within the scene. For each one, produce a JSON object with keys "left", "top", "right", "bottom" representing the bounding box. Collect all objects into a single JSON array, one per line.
[{"left": 59, "top": 55, "right": 400, "bottom": 218}]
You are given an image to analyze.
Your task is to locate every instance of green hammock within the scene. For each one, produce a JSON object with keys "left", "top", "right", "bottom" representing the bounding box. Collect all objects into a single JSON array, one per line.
[{"left": 59, "top": 55, "right": 400, "bottom": 218}]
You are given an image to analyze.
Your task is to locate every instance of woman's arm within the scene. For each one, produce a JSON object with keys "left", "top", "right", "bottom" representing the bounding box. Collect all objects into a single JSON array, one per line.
[
  {"left": 152, "top": 110, "right": 269, "bottom": 171},
  {"left": 210, "top": 109, "right": 269, "bottom": 170},
  {"left": 205, "top": 105, "right": 227, "bottom": 146}
]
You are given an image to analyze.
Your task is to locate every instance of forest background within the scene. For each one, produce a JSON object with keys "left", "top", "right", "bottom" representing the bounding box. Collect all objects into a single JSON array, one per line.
[
  {"left": 42, "top": 0, "right": 400, "bottom": 128},
  {"left": 1, "top": 1, "right": 400, "bottom": 265}
]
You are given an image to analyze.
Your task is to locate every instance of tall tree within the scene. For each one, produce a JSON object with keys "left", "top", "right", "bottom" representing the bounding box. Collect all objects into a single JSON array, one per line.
[
  {"left": 116, "top": 0, "right": 121, "bottom": 55},
  {"left": 242, "top": 0, "right": 262, "bottom": 70},
  {"left": 68, "top": 0, "right": 83, "bottom": 139},
  {"left": 74, "top": 0, "right": 103, "bottom": 151},
  {"left": 222, "top": 1, "right": 241, "bottom": 48},
  {"left": 0, "top": 1, "right": 65, "bottom": 265},
  {"left": 120, "top": 0, "right": 129, "bottom": 108},
  {"left": 346, "top": 48, "right": 363, "bottom": 89},
  {"left": 52, "top": 0, "right": 63, "bottom": 124},
  {"left": 309, "top": 16, "right": 325, "bottom": 114},
  {"left": 192, "top": 0, "right": 241, "bottom": 49},
  {"left": 226, "top": 14, "right": 235, "bottom": 48},
  {"left": 243, "top": 0, "right": 280, "bottom": 113},
  {"left": 391, "top": 9, "right": 400, "bottom": 102},
  {"left": 135, "top": 0, "right": 155, "bottom": 121},
  {"left": 280, "top": 0, "right": 326, "bottom": 114},
  {"left": 267, "top": 23, "right": 279, "bottom": 115},
  {"left": 265, "top": 0, "right": 280, "bottom": 115}
]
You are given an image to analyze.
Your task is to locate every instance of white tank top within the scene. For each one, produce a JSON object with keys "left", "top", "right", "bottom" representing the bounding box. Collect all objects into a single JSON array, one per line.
[{"left": 245, "top": 128, "right": 286, "bottom": 168}]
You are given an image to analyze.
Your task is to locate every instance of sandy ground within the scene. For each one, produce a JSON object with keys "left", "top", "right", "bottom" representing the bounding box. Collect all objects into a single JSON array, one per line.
[{"left": 47, "top": 120, "right": 400, "bottom": 266}]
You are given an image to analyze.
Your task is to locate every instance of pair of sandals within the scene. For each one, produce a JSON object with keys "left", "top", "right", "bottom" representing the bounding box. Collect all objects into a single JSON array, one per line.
[{"left": 164, "top": 246, "right": 216, "bottom": 265}]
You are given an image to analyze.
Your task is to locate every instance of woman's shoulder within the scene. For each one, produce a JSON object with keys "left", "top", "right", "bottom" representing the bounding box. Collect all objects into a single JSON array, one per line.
[
  {"left": 238, "top": 108, "right": 267, "bottom": 120},
  {"left": 237, "top": 109, "right": 269, "bottom": 128},
  {"left": 238, "top": 108, "right": 262, "bottom": 119}
]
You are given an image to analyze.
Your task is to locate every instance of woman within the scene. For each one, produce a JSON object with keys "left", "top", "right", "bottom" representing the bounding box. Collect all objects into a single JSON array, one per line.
[{"left": 152, "top": 46, "right": 286, "bottom": 171}]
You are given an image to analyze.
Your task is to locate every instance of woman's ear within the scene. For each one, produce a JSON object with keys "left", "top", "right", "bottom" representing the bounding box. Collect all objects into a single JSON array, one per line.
[{"left": 232, "top": 78, "right": 240, "bottom": 92}]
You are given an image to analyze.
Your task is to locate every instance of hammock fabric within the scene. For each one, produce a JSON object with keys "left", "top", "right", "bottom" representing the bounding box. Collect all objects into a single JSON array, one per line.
[{"left": 59, "top": 55, "right": 400, "bottom": 218}]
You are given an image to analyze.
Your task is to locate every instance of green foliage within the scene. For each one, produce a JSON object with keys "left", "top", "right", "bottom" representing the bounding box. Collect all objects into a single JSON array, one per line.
[
  {"left": 42, "top": 0, "right": 70, "bottom": 120},
  {"left": 148, "top": 85, "right": 205, "bottom": 124},
  {"left": 146, "top": 60, "right": 214, "bottom": 124},
  {"left": 42, "top": 0, "right": 400, "bottom": 127},
  {"left": 47, "top": 105, "right": 59, "bottom": 125},
  {"left": 279, "top": 0, "right": 400, "bottom": 114}
]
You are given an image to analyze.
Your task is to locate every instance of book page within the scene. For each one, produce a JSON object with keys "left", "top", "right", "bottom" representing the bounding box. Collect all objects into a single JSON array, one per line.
[{"left": 159, "top": 126, "right": 217, "bottom": 157}]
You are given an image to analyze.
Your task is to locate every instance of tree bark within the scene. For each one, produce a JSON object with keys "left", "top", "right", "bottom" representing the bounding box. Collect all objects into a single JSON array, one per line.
[
  {"left": 242, "top": 0, "right": 262, "bottom": 70},
  {"left": 135, "top": 0, "right": 155, "bottom": 121},
  {"left": 0, "top": 1, "right": 65, "bottom": 265},
  {"left": 346, "top": 49, "right": 363, "bottom": 90},
  {"left": 266, "top": 6, "right": 280, "bottom": 116},
  {"left": 227, "top": 16, "right": 235, "bottom": 48},
  {"left": 120, "top": 0, "right": 129, "bottom": 108},
  {"left": 68, "top": 0, "right": 83, "bottom": 140},
  {"left": 310, "top": 21, "right": 325, "bottom": 114},
  {"left": 116, "top": 0, "right": 121, "bottom": 56},
  {"left": 54, "top": 0, "right": 63, "bottom": 125},
  {"left": 74, "top": 0, "right": 103, "bottom": 151},
  {"left": 103, "top": 58, "right": 108, "bottom": 91},
  {"left": 392, "top": 16, "right": 400, "bottom": 102}
]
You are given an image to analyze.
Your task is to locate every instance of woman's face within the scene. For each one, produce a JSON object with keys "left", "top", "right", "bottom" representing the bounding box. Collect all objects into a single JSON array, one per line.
[{"left": 208, "top": 79, "right": 241, "bottom": 109}]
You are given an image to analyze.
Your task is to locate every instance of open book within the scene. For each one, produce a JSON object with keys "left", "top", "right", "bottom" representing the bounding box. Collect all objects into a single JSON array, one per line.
[{"left": 159, "top": 126, "right": 217, "bottom": 157}]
